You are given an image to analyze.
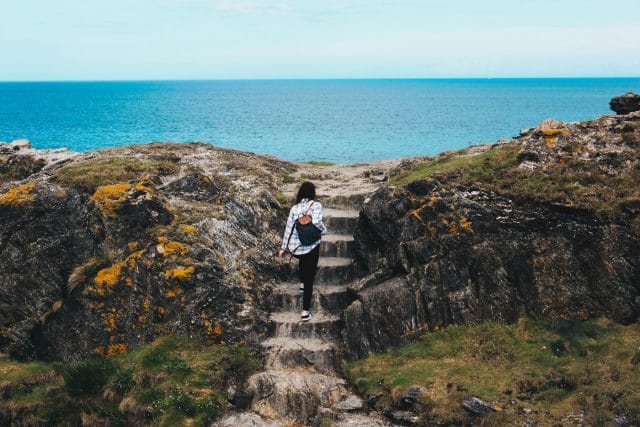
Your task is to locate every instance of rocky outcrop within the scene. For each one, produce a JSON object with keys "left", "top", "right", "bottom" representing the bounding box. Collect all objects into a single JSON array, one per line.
[
  {"left": 345, "top": 111, "right": 640, "bottom": 359},
  {"left": 0, "top": 143, "right": 292, "bottom": 361},
  {"left": 610, "top": 91, "right": 640, "bottom": 115}
]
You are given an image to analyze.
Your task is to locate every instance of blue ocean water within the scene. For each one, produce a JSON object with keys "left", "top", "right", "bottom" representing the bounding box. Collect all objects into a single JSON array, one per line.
[{"left": 0, "top": 79, "right": 638, "bottom": 163}]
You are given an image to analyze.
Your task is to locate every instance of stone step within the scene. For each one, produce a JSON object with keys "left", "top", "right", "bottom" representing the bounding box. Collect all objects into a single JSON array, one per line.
[
  {"left": 321, "top": 233, "right": 354, "bottom": 258},
  {"left": 316, "top": 257, "right": 354, "bottom": 284},
  {"left": 324, "top": 208, "right": 359, "bottom": 234},
  {"left": 249, "top": 369, "right": 348, "bottom": 422},
  {"left": 269, "top": 283, "right": 350, "bottom": 313},
  {"left": 318, "top": 195, "right": 365, "bottom": 211},
  {"left": 269, "top": 311, "right": 342, "bottom": 340},
  {"left": 262, "top": 337, "right": 341, "bottom": 375}
]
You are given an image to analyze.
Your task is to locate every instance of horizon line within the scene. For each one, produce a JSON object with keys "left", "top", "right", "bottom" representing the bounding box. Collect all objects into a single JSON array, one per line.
[{"left": 1, "top": 76, "right": 640, "bottom": 84}]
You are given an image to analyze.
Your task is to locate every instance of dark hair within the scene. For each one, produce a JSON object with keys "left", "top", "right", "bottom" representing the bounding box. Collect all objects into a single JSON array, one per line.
[{"left": 296, "top": 181, "right": 316, "bottom": 203}]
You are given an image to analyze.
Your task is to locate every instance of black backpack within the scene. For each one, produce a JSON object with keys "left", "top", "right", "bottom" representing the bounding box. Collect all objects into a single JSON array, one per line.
[{"left": 289, "top": 201, "right": 322, "bottom": 248}]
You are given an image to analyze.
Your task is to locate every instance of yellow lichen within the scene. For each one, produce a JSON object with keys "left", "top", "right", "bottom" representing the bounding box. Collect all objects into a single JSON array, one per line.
[
  {"left": 133, "top": 176, "right": 156, "bottom": 194},
  {"left": 127, "top": 241, "right": 139, "bottom": 252},
  {"left": 165, "top": 266, "right": 195, "bottom": 280},
  {"left": 107, "top": 343, "right": 128, "bottom": 356},
  {"left": 459, "top": 218, "right": 473, "bottom": 233},
  {"left": 541, "top": 128, "right": 569, "bottom": 148},
  {"left": 91, "top": 183, "right": 131, "bottom": 217},
  {"left": 411, "top": 209, "right": 423, "bottom": 222},
  {"left": 213, "top": 321, "right": 222, "bottom": 335},
  {"left": 179, "top": 224, "right": 197, "bottom": 235},
  {"left": 166, "top": 287, "right": 184, "bottom": 298},
  {"left": 156, "top": 238, "right": 189, "bottom": 257},
  {"left": 94, "top": 262, "right": 124, "bottom": 296},
  {"left": 0, "top": 182, "right": 36, "bottom": 206},
  {"left": 158, "top": 306, "right": 166, "bottom": 315},
  {"left": 126, "top": 250, "right": 144, "bottom": 269},
  {"left": 104, "top": 312, "right": 117, "bottom": 333}
]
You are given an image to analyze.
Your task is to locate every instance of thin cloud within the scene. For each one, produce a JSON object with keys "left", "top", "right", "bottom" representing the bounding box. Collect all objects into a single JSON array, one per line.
[{"left": 213, "top": 0, "right": 293, "bottom": 16}]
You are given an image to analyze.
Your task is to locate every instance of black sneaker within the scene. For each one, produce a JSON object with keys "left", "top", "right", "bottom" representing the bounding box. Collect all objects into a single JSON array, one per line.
[
  {"left": 299, "top": 283, "right": 304, "bottom": 292},
  {"left": 301, "top": 311, "right": 312, "bottom": 322}
]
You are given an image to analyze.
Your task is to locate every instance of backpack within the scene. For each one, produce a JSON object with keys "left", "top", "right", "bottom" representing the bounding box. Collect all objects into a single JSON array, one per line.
[{"left": 288, "top": 201, "right": 322, "bottom": 248}]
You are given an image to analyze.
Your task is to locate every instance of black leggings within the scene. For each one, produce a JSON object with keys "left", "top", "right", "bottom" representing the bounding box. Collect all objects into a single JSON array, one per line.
[{"left": 294, "top": 245, "right": 320, "bottom": 311}]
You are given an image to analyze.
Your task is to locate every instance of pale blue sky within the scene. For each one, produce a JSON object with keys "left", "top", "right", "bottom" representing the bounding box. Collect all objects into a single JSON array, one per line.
[{"left": 1, "top": 0, "right": 639, "bottom": 80}]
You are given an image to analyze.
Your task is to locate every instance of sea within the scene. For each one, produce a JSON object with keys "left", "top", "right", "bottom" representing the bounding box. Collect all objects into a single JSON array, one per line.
[{"left": 1, "top": 78, "right": 638, "bottom": 163}]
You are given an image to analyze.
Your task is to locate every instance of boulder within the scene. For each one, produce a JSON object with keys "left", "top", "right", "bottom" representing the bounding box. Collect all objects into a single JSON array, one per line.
[
  {"left": 9, "top": 139, "right": 31, "bottom": 150},
  {"left": 610, "top": 92, "right": 640, "bottom": 115}
]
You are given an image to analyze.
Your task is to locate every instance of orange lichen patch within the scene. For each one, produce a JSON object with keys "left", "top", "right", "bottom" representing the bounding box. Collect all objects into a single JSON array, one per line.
[
  {"left": 107, "top": 343, "right": 128, "bottom": 357},
  {"left": 91, "top": 183, "right": 131, "bottom": 217},
  {"left": 157, "top": 306, "right": 166, "bottom": 315},
  {"left": 213, "top": 322, "right": 222, "bottom": 335},
  {"left": 94, "top": 346, "right": 106, "bottom": 357},
  {"left": 138, "top": 297, "right": 151, "bottom": 323},
  {"left": 179, "top": 224, "right": 197, "bottom": 235},
  {"left": 166, "top": 287, "right": 184, "bottom": 298},
  {"left": 94, "top": 262, "right": 124, "bottom": 296},
  {"left": 459, "top": 218, "right": 473, "bottom": 233},
  {"left": 125, "top": 277, "right": 134, "bottom": 287},
  {"left": 104, "top": 312, "right": 117, "bottom": 333},
  {"left": 428, "top": 193, "right": 438, "bottom": 206},
  {"left": 410, "top": 209, "right": 423, "bottom": 222},
  {"left": 127, "top": 241, "right": 139, "bottom": 252},
  {"left": 541, "top": 128, "right": 570, "bottom": 148},
  {"left": 0, "top": 182, "right": 36, "bottom": 206},
  {"left": 126, "top": 250, "right": 144, "bottom": 269},
  {"left": 156, "top": 238, "right": 189, "bottom": 257},
  {"left": 133, "top": 176, "right": 156, "bottom": 194},
  {"left": 165, "top": 266, "right": 195, "bottom": 281},
  {"left": 202, "top": 313, "right": 214, "bottom": 336}
]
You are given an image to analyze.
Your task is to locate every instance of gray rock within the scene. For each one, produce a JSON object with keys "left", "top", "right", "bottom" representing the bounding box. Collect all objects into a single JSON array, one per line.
[
  {"left": 461, "top": 397, "right": 493, "bottom": 416},
  {"left": 332, "top": 395, "right": 364, "bottom": 412},
  {"left": 383, "top": 409, "right": 419, "bottom": 424},
  {"left": 9, "top": 139, "right": 31, "bottom": 150}
]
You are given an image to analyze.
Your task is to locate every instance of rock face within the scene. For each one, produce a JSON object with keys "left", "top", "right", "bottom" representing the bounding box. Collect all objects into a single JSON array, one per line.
[
  {"left": 0, "top": 143, "right": 291, "bottom": 361},
  {"left": 610, "top": 92, "right": 640, "bottom": 115},
  {"left": 345, "top": 113, "right": 640, "bottom": 359}
]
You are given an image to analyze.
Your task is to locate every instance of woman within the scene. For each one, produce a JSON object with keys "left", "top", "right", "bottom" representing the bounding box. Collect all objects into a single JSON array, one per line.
[{"left": 278, "top": 182, "right": 326, "bottom": 322}]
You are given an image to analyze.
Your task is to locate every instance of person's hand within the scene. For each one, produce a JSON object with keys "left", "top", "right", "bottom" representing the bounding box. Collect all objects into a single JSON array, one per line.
[{"left": 277, "top": 249, "right": 285, "bottom": 257}]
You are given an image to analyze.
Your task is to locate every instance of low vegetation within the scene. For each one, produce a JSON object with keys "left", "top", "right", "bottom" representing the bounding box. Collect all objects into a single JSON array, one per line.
[
  {"left": 0, "top": 336, "right": 259, "bottom": 426},
  {"left": 52, "top": 157, "right": 179, "bottom": 193},
  {"left": 304, "top": 161, "right": 336, "bottom": 166},
  {"left": 347, "top": 318, "right": 640, "bottom": 425},
  {"left": 390, "top": 142, "right": 640, "bottom": 218}
]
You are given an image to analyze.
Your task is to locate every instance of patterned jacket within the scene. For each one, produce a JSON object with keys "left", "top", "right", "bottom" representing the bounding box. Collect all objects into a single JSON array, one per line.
[{"left": 281, "top": 199, "right": 326, "bottom": 255}]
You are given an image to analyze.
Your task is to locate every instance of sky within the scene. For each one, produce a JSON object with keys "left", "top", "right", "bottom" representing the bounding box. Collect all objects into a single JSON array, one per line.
[{"left": 1, "top": 0, "right": 639, "bottom": 80}]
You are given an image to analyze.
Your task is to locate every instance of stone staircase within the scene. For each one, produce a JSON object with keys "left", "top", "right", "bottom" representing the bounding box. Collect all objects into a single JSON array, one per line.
[{"left": 216, "top": 204, "right": 388, "bottom": 426}]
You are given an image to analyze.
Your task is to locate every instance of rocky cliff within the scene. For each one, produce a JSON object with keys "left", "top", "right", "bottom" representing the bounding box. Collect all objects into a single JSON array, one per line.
[
  {"left": 0, "top": 142, "right": 292, "bottom": 361},
  {"left": 345, "top": 111, "right": 640, "bottom": 359}
]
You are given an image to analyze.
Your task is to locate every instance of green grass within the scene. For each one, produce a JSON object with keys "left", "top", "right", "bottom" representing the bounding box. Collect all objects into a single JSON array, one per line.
[
  {"left": 304, "top": 161, "right": 336, "bottom": 166},
  {"left": 51, "top": 157, "right": 180, "bottom": 193},
  {"left": 346, "top": 318, "right": 640, "bottom": 425},
  {"left": 0, "top": 335, "right": 260, "bottom": 426}
]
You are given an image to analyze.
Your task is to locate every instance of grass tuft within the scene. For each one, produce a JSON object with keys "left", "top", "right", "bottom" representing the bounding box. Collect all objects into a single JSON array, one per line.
[{"left": 347, "top": 318, "right": 640, "bottom": 425}]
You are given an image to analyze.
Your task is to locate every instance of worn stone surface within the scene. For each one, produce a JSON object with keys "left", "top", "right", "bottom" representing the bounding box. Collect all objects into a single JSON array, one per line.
[
  {"left": 0, "top": 142, "right": 292, "bottom": 361},
  {"left": 346, "top": 112, "right": 640, "bottom": 359}
]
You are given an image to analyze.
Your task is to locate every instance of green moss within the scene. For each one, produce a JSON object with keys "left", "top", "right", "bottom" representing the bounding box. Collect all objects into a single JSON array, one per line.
[
  {"left": 346, "top": 318, "right": 640, "bottom": 425},
  {"left": 280, "top": 173, "right": 296, "bottom": 184},
  {"left": 390, "top": 144, "right": 521, "bottom": 186},
  {"left": 275, "top": 191, "right": 289, "bottom": 207},
  {"left": 51, "top": 157, "right": 179, "bottom": 193}
]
